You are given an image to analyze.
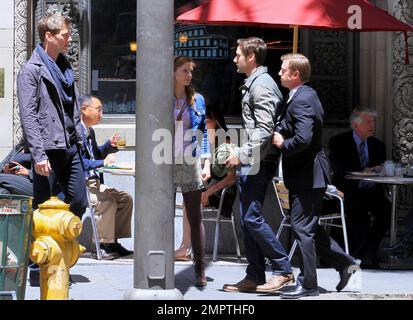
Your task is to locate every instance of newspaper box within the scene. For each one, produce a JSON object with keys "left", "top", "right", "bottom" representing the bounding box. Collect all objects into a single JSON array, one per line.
[{"left": 0, "top": 195, "right": 32, "bottom": 300}]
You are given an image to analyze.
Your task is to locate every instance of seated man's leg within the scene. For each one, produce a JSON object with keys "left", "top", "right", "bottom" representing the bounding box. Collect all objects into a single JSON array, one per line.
[
  {"left": 96, "top": 186, "right": 133, "bottom": 257},
  {"left": 365, "top": 187, "right": 391, "bottom": 259},
  {"left": 344, "top": 190, "right": 370, "bottom": 258},
  {"left": 111, "top": 189, "right": 133, "bottom": 239},
  {"left": 109, "top": 188, "right": 134, "bottom": 256},
  {"left": 0, "top": 173, "right": 33, "bottom": 196}
]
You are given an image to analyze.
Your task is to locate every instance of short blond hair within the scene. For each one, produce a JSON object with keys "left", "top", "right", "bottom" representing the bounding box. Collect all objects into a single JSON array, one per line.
[{"left": 281, "top": 53, "right": 311, "bottom": 83}]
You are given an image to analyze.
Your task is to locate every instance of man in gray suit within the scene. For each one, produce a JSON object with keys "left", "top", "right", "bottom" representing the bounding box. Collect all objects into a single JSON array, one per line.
[{"left": 223, "top": 37, "right": 293, "bottom": 293}]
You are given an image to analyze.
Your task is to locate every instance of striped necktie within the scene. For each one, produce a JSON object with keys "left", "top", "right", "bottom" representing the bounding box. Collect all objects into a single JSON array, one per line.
[
  {"left": 358, "top": 140, "right": 368, "bottom": 168},
  {"left": 86, "top": 135, "right": 99, "bottom": 179}
]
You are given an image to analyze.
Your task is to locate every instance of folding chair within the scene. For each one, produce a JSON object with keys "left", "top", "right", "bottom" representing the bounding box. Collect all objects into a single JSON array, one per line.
[
  {"left": 321, "top": 186, "right": 349, "bottom": 254},
  {"left": 202, "top": 187, "right": 241, "bottom": 262},
  {"left": 82, "top": 188, "right": 102, "bottom": 260},
  {"left": 272, "top": 177, "right": 349, "bottom": 261}
]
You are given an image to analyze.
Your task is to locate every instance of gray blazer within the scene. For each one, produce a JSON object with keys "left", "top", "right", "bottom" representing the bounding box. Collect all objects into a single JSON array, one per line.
[{"left": 17, "top": 50, "right": 83, "bottom": 163}]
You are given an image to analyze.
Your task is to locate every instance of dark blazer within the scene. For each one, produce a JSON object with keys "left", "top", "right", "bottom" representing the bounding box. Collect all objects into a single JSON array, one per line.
[
  {"left": 329, "top": 130, "right": 386, "bottom": 191},
  {"left": 81, "top": 126, "right": 118, "bottom": 182},
  {"left": 17, "top": 49, "right": 84, "bottom": 163},
  {"left": 278, "top": 85, "right": 330, "bottom": 191}
]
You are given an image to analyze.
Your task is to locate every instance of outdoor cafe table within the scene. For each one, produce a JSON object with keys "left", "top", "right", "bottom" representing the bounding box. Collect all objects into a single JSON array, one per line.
[{"left": 345, "top": 174, "right": 413, "bottom": 247}]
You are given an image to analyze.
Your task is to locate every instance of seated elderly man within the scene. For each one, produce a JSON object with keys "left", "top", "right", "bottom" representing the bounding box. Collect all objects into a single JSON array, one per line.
[
  {"left": 80, "top": 94, "right": 133, "bottom": 260},
  {"left": 329, "top": 107, "right": 391, "bottom": 268}
]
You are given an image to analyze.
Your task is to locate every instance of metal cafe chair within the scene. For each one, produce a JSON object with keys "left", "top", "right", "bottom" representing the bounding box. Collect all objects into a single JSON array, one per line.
[
  {"left": 82, "top": 188, "right": 102, "bottom": 260},
  {"left": 202, "top": 187, "right": 242, "bottom": 262},
  {"left": 272, "top": 177, "right": 349, "bottom": 261}
]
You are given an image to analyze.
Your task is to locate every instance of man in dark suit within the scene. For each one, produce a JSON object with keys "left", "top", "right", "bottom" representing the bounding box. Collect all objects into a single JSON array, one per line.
[
  {"left": 17, "top": 13, "right": 87, "bottom": 217},
  {"left": 273, "top": 53, "right": 359, "bottom": 299},
  {"left": 80, "top": 94, "right": 133, "bottom": 260},
  {"left": 329, "top": 108, "right": 390, "bottom": 268}
]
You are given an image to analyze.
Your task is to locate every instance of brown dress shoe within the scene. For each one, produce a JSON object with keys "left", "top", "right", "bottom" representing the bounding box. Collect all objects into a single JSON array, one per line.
[
  {"left": 256, "top": 273, "right": 295, "bottom": 293},
  {"left": 223, "top": 277, "right": 263, "bottom": 293}
]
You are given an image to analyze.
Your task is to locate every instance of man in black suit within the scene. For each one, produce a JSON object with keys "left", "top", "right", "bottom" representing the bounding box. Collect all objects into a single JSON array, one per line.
[
  {"left": 329, "top": 108, "right": 390, "bottom": 268},
  {"left": 80, "top": 94, "right": 133, "bottom": 260},
  {"left": 273, "top": 53, "right": 359, "bottom": 299}
]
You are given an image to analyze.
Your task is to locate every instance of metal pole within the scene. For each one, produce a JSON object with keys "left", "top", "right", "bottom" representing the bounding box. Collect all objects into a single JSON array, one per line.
[
  {"left": 124, "top": 0, "right": 182, "bottom": 300},
  {"left": 292, "top": 26, "right": 299, "bottom": 53},
  {"left": 389, "top": 185, "right": 397, "bottom": 247}
]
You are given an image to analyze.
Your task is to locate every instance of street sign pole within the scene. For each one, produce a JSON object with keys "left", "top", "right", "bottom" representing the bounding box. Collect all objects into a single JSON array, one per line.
[{"left": 125, "top": 0, "right": 182, "bottom": 300}]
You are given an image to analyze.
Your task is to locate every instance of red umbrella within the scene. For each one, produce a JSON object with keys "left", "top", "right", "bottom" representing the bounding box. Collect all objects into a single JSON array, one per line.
[{"left": 176, "top": 0, "right": 412, "bottom": 62}]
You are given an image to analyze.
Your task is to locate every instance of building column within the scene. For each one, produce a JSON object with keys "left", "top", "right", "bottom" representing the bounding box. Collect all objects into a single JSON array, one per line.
[
  {"left": 390, "top": 0, "right": 413, "bottom": 163},
  {"left": 389, "top": 0, "right": 413, "bottom": 207},
  {"left": 359, "top": 0, "right": 393, "bottom": 151}
]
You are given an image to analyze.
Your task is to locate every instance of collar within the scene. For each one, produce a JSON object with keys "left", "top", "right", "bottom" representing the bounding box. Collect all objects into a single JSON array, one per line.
[
  {"left": 242, "top": 66, "right": 268, "bottom": 89},
  {"left": 81, "top": 121, "right": 91, "bottom": 138},
  {"left": 352, "top": 130, "right": 365, "bottom": 145},
  {"left": 288, "top": 84, "right": 303, "bottom": 102}
]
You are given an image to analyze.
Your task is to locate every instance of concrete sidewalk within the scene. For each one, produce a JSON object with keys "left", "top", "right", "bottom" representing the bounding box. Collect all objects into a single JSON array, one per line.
[{"left": 24, "top": 255, "right": 413, "bottom": 300}]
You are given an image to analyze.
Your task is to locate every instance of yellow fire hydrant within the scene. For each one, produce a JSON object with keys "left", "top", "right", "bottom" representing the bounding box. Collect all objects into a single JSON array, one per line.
[{"left": 30, "top": 196, "right": 85, "bottom": 300}]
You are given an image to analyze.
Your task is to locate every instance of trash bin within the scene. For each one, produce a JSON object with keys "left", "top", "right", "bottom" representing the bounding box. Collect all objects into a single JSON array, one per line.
[{"left": 0, "top": 195, "right": 32, "bottom": 300}]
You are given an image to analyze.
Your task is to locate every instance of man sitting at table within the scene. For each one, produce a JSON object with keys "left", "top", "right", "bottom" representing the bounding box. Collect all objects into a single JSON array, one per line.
[
  {"left": 329, "top": 107, "right": 390, "bottom": 268},
  {"left": 80, "top": 94, "right": 133, "bottom": 260}
]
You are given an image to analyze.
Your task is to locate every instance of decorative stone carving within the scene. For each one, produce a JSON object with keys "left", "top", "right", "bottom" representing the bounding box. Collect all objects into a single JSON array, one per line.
[
  {"left": 391, "top": 1, "right": 413, "bottom": 208},
  {"left": 13, "top": 0, "right": 88, "bottom": 144},
  {"left": 392, "top": 1, "right": 413, "bottom": 163},
  {"left": 307, "top": 30, "right": 354, "bottom": 124},
  {"left": 13, "top": 0, "right": 29, "bottom": 144}
]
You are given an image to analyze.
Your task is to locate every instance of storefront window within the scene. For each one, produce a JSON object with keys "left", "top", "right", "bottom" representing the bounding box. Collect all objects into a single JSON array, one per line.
[
  {"left": 91, "top": 0, "right": 136, "bottom": 115},
  {"left": 90, "top": 0, "right": 293, "bottom": 117}
]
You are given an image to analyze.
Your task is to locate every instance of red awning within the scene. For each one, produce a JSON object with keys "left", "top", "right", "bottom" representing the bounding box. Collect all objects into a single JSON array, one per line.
[{"left": 177, "top": 0, "right": 412, "bottom": 62}]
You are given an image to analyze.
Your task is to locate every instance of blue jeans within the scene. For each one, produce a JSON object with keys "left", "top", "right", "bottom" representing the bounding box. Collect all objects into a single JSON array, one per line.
[{"left": 237, "top": 160, "right": 292, "bottom": 282}]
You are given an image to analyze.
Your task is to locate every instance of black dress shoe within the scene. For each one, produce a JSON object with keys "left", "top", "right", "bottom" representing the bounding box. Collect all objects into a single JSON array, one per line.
[
  {"left": 28, "top": 265, "right": 74, "bottom": 286},
  {"left": 105, "top": 242, "right": 134, "bottom": 257},
  {"left": 280, "top": 285, "right": 319, "bottom": 299},
  {"left": 336, "top": 259, "right": 361, "bottom": 292},
  {"left": 28, "top": 265, "right": 40, "bottom": 287}
]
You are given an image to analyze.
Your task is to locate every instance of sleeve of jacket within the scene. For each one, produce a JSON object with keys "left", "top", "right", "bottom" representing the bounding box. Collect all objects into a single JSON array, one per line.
[
  {"left": 196, "top": 94, "right": 211, "bottom": 160},
  {"left": 73, "top": 86, "right": 85, "bottom": 148},
  {"left": 236, "top": 83, "right": 281, "bottom": 163},
  {"left": 280, "top": 99, "right": 314, "bottom": 157},
  {"left": 90, "top": 129, "right": 118, "bottom": 160},
  {"left": 17, "top": 64, "right": 47, "bottom": 164},
  {"left": 80, "top": 145, "right": 104, "bottom": 171}
]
